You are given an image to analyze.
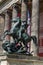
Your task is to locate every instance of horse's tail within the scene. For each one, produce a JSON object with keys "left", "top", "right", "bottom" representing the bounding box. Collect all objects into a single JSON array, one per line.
[{"left": 31, "top": 36, "right": 37, "bottom": 46}]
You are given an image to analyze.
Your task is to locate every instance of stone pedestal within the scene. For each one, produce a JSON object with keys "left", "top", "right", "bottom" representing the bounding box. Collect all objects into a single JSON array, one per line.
[{"left": 0, "top": 54, "right": 43, "bottom": 65}]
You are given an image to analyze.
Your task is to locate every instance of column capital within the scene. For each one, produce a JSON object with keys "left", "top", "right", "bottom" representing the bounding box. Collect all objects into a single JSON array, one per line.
[
  {"left": 22, "top": 0, "right": 28, "bottom": 4},
  {"left": 3, "top": 9, "right": 12, "bottom": 16},
  {"left": 0, "top": 13, "right": 5, "bottom": 18},
  {"left": 12, "top": 3, "right": 21, "bottom": 12}
]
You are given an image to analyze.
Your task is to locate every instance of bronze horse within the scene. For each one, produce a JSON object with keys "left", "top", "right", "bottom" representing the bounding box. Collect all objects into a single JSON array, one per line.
[{"left": 2, "top": 19, "right": 37, "bottom": 55}]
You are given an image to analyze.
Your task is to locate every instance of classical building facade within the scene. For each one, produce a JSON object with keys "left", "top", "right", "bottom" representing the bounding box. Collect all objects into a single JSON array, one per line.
[{"left": 0, "top": 0, "right": 43, "bottom": 65}]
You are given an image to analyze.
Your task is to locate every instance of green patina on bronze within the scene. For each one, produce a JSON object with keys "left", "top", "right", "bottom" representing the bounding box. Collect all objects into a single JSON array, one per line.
[{"left": 2, "top": 17, "right": 37, "bottom": 54}]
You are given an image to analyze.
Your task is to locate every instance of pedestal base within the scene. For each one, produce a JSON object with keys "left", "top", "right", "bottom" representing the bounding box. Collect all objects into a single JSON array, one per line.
[{"left": 0, "top": 54, "right": 43, "bottom": 65}]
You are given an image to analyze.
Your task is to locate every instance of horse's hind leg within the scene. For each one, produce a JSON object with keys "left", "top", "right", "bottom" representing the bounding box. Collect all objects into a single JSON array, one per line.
[{"left": 31, "top": 36, "right": 37, "bottom": 46}]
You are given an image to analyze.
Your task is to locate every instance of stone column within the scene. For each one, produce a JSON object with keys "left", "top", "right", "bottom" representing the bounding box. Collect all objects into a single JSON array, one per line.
[
  {"left": 4, "top": 10, "right": 11, "bottom": 32},
  {"left": 0, "top": 14, "right": 5, "bottom": 40},
  {"left": 3, "top": 10, "right": 11, "bottom": 52},
  {"left": 27, "top": 10, "right": 31, "bottom": 54},
  {"left": 21, "top": 0, "right": 27, "bottom": 22},
  {"left": 12, "top": 5, "right": 17, "bottom": 21},
  {"left": 21, "top": 0, "right": 28, "bottom": 52},
  {"left": 0, "top": 14, "right": 5, "bottom": 53},
  {"left": 30, "top": 0, "right": 39, "bottom": 56},
  {"left": 10, "top": 5, "right": 17, "bottom": 43}
]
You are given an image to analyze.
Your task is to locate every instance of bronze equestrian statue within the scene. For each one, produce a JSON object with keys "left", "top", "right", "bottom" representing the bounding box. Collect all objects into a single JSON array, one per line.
[{"left": 2, "top": 17, "right": 37, "bottom": 55}]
